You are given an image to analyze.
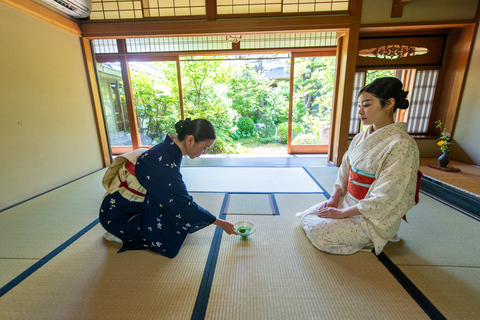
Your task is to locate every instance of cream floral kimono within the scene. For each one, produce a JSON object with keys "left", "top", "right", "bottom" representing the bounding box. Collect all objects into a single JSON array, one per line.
[{"left": 297, "top": 123, "right": 419, "bottom": 255}]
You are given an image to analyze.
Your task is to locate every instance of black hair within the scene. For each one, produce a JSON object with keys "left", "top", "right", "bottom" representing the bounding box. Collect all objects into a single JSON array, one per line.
[
  {"left": 358, "top": 77, "right": 409, "bottom": 112},
  {"left": 174, "top": 118, "right": 216, "bottom": 142}
]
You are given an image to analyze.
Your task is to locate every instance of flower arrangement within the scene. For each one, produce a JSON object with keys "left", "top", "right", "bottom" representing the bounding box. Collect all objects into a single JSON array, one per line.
[{"left": 435, "top": 120, "right": 451, "bottom": 153}]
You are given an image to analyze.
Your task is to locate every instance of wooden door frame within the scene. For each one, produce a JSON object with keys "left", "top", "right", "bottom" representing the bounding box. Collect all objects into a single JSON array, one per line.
[{"left": 287, "top": 51, "right": 335, "bottom": 154}]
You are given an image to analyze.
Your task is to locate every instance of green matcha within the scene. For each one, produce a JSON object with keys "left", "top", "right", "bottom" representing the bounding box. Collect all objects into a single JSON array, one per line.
[{"left": 237, "top": 226, "right": 252, "bottom": 236}]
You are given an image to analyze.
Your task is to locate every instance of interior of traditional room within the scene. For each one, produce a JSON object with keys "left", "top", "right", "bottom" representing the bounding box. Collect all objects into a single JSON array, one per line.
[{"left": 1, "top": 0, "right": 479, "bottom": 319}]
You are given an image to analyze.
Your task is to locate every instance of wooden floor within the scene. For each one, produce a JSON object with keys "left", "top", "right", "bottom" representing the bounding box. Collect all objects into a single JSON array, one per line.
[{"left": 419, "top": 158, "right": 480, "bottom": 198}]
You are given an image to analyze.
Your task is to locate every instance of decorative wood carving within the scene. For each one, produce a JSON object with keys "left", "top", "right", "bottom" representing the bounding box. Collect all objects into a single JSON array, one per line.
[
  {"left": 356, "top": 36, "right": 445, "bottom": 67},
  {"left": 358, "top": 45, "right": 428, "bottom": 60}
]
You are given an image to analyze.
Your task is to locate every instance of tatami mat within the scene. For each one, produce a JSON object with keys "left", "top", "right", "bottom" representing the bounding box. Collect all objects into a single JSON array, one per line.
[
  {"left": 224, "top": 193, "right": 275, "bottom": 215},
  {"left": 2, "top": 162, "right": 479, "bottom": 319},
  {"left": 304, "top": 166, "right": 339, "bottom": 195},
  {"left": 399, "top": 265, "right": 480, "bottom": 320},
  {"left": 382, "top": 192, "right": 480, "bottom": 319},
  {"left": 0, "top": 224, "right": 212, "bottom": 320},
  {"left": 384, "top": 193, "right": 480, "bottom": 267},
  {"left": 0, "top": 192, "right": 224, "bottom": 320},
  {"left": 206, "top": 194, "right": 428, "bottom": 320},
  {"left": 182, "top": 167, "right": 323, "bottom": 193},
  {"left": 0, "top": 169, "right": 106, "bottom": 288}
]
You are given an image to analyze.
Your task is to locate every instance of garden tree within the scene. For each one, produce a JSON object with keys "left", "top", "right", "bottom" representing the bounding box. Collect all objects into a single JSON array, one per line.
[
  {"left": 366, "top": 69, "right": 394, "bottom": 85},
  {"left": 227, "top": 61, "right": 270, "bottom": 120},
  {"left": 263, "top": 80, "right": 290, "bottom": 124},
  {"left": 290, "top": 57, "right": 335, "bottom": 119},
  {"left": 180, "top": 56, "right": 238, "bottom": 153},
  {"left": 288, "top": 56, "right": 336, "bottom": 145},
  {"left": 130, "top": 69, "right": 179, "bottom": 144},
  {"left": 127, "top": 54, "right": 338, "bottom": 152}
]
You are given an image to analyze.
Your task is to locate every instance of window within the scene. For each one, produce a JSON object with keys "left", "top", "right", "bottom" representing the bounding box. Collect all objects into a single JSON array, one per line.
[{"left": 349, "top": 69, "right": 439, "bottom": 135}]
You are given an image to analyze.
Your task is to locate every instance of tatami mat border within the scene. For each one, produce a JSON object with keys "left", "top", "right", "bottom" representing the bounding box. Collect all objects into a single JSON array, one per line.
[
  {"left": 0, "top": 218, "right": 100, "bottom": 298},
  {"left": 420, "top": 176, "right": 480, "bottom": 216},
  {"left": 376, "top": 252, "right": 447, "bottom": 320},
  {"left": 191, "top": 193, "right": 229, "bottom": 320},
  {"left": 302, "top": 167, "right": 332, "bottom": 198}
]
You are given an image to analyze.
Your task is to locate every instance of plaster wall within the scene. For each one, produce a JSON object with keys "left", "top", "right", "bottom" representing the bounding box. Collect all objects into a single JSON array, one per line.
[{"left": 0, "top": 4, "right": 104, "bottom": 210}]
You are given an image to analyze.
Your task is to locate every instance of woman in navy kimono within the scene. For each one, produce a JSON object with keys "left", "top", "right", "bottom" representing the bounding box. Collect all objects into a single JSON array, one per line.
[{"left": 100, "top": 118, "right": 237, "bottom": 258}]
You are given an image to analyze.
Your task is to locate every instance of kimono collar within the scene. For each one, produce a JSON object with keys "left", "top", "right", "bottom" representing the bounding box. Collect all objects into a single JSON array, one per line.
[
  {"left": 368, "top": 122, "right": 407, "bottom": 136},
  {"left": 164, "top": 134, "right": 183, "bottom": 164}
]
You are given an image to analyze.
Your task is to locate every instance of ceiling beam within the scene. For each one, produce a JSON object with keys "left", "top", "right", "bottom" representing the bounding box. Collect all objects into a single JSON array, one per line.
[{"left": 80, "top": 15, "right": 358, "bottom": 39}]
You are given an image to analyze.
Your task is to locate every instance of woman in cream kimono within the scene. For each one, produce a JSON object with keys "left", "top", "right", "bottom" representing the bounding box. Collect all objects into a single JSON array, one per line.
[{"left": 297, "top": 77, "right": 420, "bottom": 255}]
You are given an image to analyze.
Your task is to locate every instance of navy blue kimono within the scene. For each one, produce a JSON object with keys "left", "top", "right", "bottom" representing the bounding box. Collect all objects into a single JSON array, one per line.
[{"left": 99, "top": 134, "right": 217, "bottom": 258}]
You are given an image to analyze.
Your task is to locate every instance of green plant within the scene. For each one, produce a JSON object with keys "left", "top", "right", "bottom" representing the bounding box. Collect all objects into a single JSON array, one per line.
[
  {"left": 292, "top": 133, "right": 318, "bottom": 145},
  {"left": 276, "top": 122, "right": 304, "bottom": 144},
  {"left": 435, "top": 120, "right": 451, "bottom": 152},
  {"left": 236, "top": 117, "right": 255, "bottom": 137},
  {"left": 256, "top": 114, "right": 277, "bottom": 143}
]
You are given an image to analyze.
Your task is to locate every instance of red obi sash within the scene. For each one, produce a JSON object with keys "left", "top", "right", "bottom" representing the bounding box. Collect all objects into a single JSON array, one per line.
[
  {"left": 347, "top": 168, "right": 376, "bottom": 200},
  {"left": 118, "top": 161, "right": 146, "bottom": 197},
  {"left": 347, "top": 167, "right": 423, "bottom": 223}
]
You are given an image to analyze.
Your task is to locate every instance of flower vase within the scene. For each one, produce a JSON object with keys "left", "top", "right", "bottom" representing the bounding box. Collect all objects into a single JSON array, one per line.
[{"left": 438, "top": 150, "right": 450, "bottom": 168}]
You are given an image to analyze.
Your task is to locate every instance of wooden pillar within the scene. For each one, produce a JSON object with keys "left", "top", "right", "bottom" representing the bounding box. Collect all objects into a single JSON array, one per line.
[
  {"left": 81, "top": 38, "right": 112, "bottom": 166},
  {"left": 330, "top": 25, "right": 360, "bottom": 166},
  {"left": 117, "top": 39, "right": 141, "bottom": 149}
]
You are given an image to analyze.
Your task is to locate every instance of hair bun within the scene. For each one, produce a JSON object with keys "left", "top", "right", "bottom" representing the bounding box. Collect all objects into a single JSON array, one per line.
[
  {"left": 397, "top": 90, "right": 410, "bottom": 110},
  {"left": 175, "top": 118, "right": 192, "bottom": 135}
]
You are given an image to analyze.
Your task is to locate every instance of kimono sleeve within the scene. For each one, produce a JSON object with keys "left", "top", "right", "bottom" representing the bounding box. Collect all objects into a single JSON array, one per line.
[
  {"left": 357, "top": 138, "right": 419, "bottom": 226},
  {"left": 334, "top": 151, "right": 350, "bottom": 195},
  {"left": 334, "top": 134, "right": 361, "bottom": 194}
]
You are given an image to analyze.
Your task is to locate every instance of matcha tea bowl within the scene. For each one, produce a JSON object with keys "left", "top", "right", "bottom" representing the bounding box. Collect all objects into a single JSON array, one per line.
[{"left": 234, "top": 221, "right": 256, "bottom": 238}]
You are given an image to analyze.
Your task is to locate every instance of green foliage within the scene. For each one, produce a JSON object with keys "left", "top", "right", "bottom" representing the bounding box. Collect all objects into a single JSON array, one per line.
[
  {"left": 263, "top": 80, "right": 290, "bottom": 124},
  {"left": 236, "top": 117, "right": 255, "bottom": 137},
  {"left": 123, "top": 55, "right": 338, "bottom": 153},
  {"left": 276, "top": 122, "right": 304, "bottom": 144},
  {"left": 366, "top": 70, "right": 395, "bottom": 85},
  {"left": 131, "top": 68, "right": 179, "bottom": 144},
  {"left": 227, "top": 62, "right": 270, "bottom": 118},
  {"left": 178, "top": 56, "right": 238, "bottom": 153},
  {"left": 208, "top": 131, "right": 240, "bottom": 154},
  {"left": 435, "top": 120, "right": 451, "bottom": 152},
  {"left": 256, "top": 114, "right": 277, "bottom": 144},
  {"left": 292, "top": 133, "right": 318, "bottom": 145}
]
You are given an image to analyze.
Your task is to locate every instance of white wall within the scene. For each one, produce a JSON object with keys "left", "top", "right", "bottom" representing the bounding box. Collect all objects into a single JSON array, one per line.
[
  {"left": 0, "top": 4, "right": 104, "bottom": 210},
  {"left": 451, "top": 22, "right": 480, "bottom": 165}
]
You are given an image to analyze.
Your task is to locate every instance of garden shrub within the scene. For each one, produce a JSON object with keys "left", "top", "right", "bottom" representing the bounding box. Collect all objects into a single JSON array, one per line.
[
  {"left": 208, "top": 132, "right": 240, "bottom": 154},
  {"left": 292, "top": 133, "right": 319, "bottom": 145},
  {"left": 276, "top": 122, "right": 304, "bottom": 144},
  {"left": 256, "top": 114, "right": 277, "bottom": 144},
  {"left": 237, "top": 117, "right": 255, "bottom": 135}
]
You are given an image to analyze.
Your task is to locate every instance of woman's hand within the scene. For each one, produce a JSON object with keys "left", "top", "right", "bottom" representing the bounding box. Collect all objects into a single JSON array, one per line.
[
  {"left": 213, "top": 219, "right": 238, "bottom": 235},
  {"left": 316, "top": 207, "right": 345, "bottom": 219},
  {"left": 316, "top": 205, "right": 361, "bottom": 219},
  {"left": 318, "top": 197, "right": 339, "bottom": 210},
  {"left": 318, "top": 188, "right": 341, "bottom": 210}
]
